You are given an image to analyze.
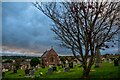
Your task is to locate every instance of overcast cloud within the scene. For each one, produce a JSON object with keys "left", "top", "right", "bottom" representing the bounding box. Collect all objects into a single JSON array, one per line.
[{"left": 2, "top": 2, "right": 119, "bottom": 56}]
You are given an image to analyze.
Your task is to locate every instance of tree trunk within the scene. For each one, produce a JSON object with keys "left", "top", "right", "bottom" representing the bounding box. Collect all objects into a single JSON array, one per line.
[
  {"left": 82, "top": 56, "right": 94, "bottom": 78},
  {"left": 82, "top": 67, "right": 91, "bottom": 78}
]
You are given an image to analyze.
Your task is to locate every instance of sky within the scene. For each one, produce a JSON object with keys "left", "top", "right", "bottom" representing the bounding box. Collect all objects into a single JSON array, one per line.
[
  {"left": 2, "top": 2, "right": 71, "bottom": 56},
  {"left": 1, "top": 2, "right": 119, "bottom": 56}
]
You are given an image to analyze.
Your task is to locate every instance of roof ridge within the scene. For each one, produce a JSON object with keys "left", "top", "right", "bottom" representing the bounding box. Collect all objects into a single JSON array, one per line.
[
  {"left": 41, "top": 50, "right": 48, "bottom": 57},
  {"left": 41, "top": 48, "right": 58, "bottom": 57}
]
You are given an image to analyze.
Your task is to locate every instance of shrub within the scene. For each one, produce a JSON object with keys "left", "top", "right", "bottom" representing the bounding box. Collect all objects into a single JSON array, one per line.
[{"left": 30, "top": 58, "right": 40, "bottom": 67}]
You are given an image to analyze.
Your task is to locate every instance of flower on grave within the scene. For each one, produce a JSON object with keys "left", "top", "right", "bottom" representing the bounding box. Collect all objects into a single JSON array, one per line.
[{"left": 39, "top": 72, "right": 43, "bottom": 76}]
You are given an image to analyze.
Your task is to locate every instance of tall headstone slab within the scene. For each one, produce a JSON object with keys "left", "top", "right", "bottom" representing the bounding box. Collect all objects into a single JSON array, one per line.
[
  {"left": 25, "top": 68, "right": 30, "bottom": 76},
  {"left": 53, "top": 66, "right": 57, "bottom": 71},
  {"left": 47, "top": 68, "right": 53, "bottom": 75},
  {"left": 114, "top": 58, "right": 119, "bottom": 66},
  {"left": 69, "top": 62, "right": 73, "bottom": 68},
  {"left": 29, "top": 69, "right": 35, "bottom": 77},
  {"left": 109, "top": 59, "right": 112, "bottom": 63}
]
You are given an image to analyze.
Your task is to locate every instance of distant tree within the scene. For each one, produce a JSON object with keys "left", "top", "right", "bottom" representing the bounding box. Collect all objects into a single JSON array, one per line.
[
  {"left": 3, "top": 59, "right": 13, "bottom": 63},
  {"left": 14, "top": 58, "right": 23, "bottom": 70},
  {"left": 66, "top": 56, "right": 72, "bottom": 62},
  {"left": 60, "top": 56, "right": 66, "bottom": 63},
  {"left": 33, "top": 1, "right": 120, "bottom": 77},
  {"left": 30, "top": 58, "right": 40, "bottom": 67}
]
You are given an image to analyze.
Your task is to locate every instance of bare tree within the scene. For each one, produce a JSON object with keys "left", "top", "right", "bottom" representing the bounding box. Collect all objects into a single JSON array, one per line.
[{"left": 33, "top": 1, "right": 120, "bottom": 77}]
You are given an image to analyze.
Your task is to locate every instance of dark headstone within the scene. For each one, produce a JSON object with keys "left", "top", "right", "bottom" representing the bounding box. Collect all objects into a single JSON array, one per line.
[
  {"left": 47, "top": 68, "right": 53, "bottom": 75},
  {"left": 41, "top": 63, "right": 45, "bottom": 68},
  {"left": 16, "top": 66, "right": 19, "bottom": 70},
  {"left": 42, "top": 65, "right": 45, "bottom": 68},
  {"left": 64, "top": 67, "right": 70, "bottom": 72},
  {"left": 63, "top": 61, "right": 66, "bottom": 64},
  {"left": 62, "top": 65, "right": 64, "bottom": 68},
  {"left": 25, "top": 69, "right": 30, "bottom": 76},
  {"left": 13, "top": 69, "right": 17, "bottom": 73},
  {"left": 2, "top": 72, "right": 5, "bottom": 78},
  {"left": 53, "top": 66, "right": 57, "bottom": 71},
  {"left": 114, "top": 58, "right": 119, "bottom": 66},
  {"left": 69, "top": 62, "right": 73, "bottom": 68},
  {"left": 35, "top": 66, "right": 38, "bottom": 71},
  {"left": 57, "top": 64, "right": 60, "bottom": 66},
  {"left": 63, "top": 62, "right": 66, "bottom": 67}
]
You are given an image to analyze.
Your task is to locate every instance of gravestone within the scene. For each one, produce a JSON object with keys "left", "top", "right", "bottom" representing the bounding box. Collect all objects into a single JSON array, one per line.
[
  {"left": 65, "top": 60, "right": 68, "bottom": 64},
  {"left": 73, "top": 61, "right": 77, "bottom": 67},
  {"left": 109, "top": 59, "right": 112, "bottom": 63},
  {"left": 2, "top": 69, "right": 5, "bottom": 78},
  {"left": 59, "top": 61, "right": 62, "bottom": 64},
  {"left": 2, "top": 72, "right": 5, "bottom": 77},
  {"left": 66, "top": 63, "right": 69, "bottom": 67},
  {"left": 16, "top": 65, "right": 19, "bottom": 70},
  {"left": 57, "top": 64, "right": 60, "bottom": 66},
  {"left": 69, "top": 62, "right": 73, "bottom": 68},
  {"left": 63, "top": 61, "right": 66, "bottom": 67},
  {"left": 62, "top": 64, "right": 64, "bottom": 68},
  {"left": 13, "top": 69, "right": 17, "bottom": 73},
  {"left": 2, "top": 68, "right": 6, "bottom": 72},
  {"left": 47, "top": 68, "right": 53, "bottom": 75},
  {"left": 114, "top": 58, "right": 119, "bottom": 66},
  {"left": 42, "top": 65, "right": 45, "bottom": 68},
  {"left": 104, "top": 58, "right": 107, "bottom": 62},
  {"left": 29, "top": 69, "right": 35, "bottom": 77},
  {"left": 49, "top": 65, "right": 53, "bottom": 68},
  {"left": 53, "top": 66, "right": 57, "bottom": 71},
  {"left": 13, "top": 68, "right": 17, "bottom": 73},
  {"left": 42, "top": 63, "right": 45, "bottom": 68},
  {"left": 25, "top": 68, "right": 30, "bottom": 76},
  {"left": 64, "top": 67, "right": 70, "bottom": 72},
  {"left": 35, "top": 66, "right": 38, "bottom": 71},
  {"left": 11, "top": 66, "right": 14, "bottom": 71},
  {"left": 5, "top": 69, "right": 8, "bottom": 72}
]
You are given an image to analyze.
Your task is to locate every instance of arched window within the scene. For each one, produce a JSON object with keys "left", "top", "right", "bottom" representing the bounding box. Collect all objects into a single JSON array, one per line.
[{"left": 50, "top": 56, "right": 54, "bottom": 62}]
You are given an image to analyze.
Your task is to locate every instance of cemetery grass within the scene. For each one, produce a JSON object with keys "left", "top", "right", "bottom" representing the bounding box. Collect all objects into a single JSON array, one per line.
[{"left": 4, "top": 61, "right": 120, "bottom": 79}]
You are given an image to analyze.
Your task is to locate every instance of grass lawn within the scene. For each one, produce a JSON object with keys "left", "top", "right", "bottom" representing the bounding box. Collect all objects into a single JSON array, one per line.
[{"left": 3, "top": 61, "right": 120, "bottom": 79}]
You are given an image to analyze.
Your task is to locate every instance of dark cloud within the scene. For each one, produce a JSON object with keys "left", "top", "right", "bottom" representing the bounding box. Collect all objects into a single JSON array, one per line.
[
  {"left": 2, "top": 2, "right": 71, "bottom": 55},
  {"left": 2, "top": 2, "right": 118, "bottom": 55},
  {"left": 3, "top": 3, "right": 50, "bottom": 47}
]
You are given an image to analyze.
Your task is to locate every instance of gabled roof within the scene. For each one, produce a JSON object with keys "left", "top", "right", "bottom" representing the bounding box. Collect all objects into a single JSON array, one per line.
[
  {"left": 41, "top": 48, "right": 58, "bottom": 58},
  {"left": 41, "top": 50, "right": 49, "bottom": 58}
]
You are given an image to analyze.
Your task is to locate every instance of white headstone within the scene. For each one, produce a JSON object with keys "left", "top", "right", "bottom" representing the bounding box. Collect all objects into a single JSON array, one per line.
[
  {"left": 2, "top": 68, "right": 6, "bottom": 72},
  {"left": 29, "top": 69, "right": 35, "bottom": 77},
  {"left": 59, "top": 61, "right": 62, "bottom": 64},
  {"left": 49, "top": 65, "right": 52, "bottom": 68},
  {"left": 104, "top": 58, "right": 107, "bottom": 62},
  {"left": 65, "top": 60, "right": 68, "bottom": 64},
  {"left": 109, "top": 59, "right": 112, "bottom": 63},
  {"left": 73, "top": 61, "right": 77, "bottom": 66}
]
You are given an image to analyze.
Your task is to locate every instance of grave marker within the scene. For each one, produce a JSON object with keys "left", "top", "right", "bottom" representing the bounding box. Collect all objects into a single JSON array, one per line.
[
  {"left": 64, "top": 67, "right": 70, "bottom": 72},
  {"left": 114, "top": 58, "right": 119, "bottom": 66},
  {"left": 53, "top": 66, "right": 57, "bottom": 71},
  {"left": 25, "top": 68, "right": 29, "bottom": 76},
  {"left": 69, "top": 62, "right": 73, "bottom": 68},
  {"left": 47, "top": 68, "right": 53, "bottom": 75},
  {"left": 29, "top": 69, "right": 35, "bottom": 77}
]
